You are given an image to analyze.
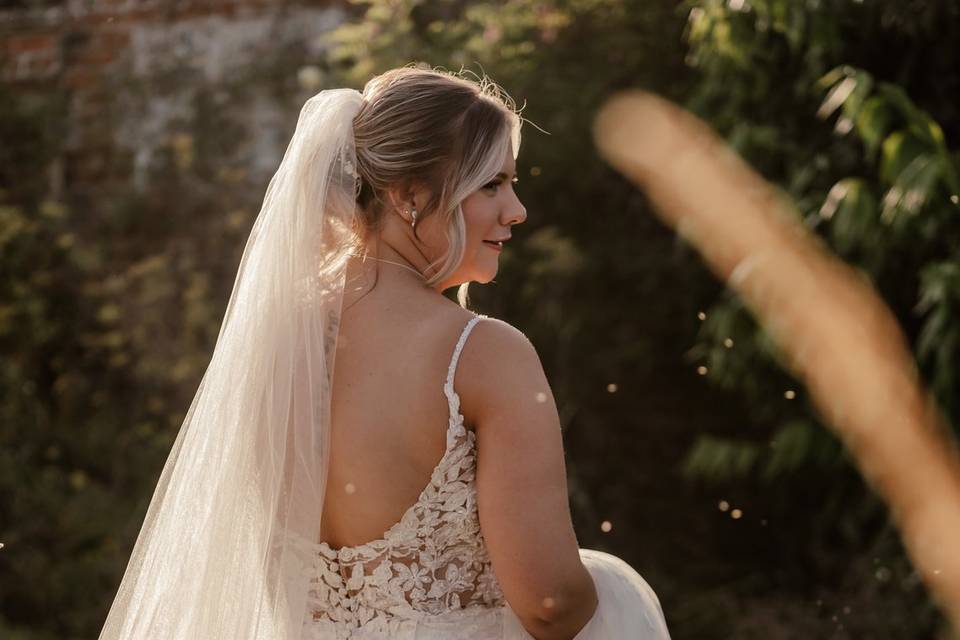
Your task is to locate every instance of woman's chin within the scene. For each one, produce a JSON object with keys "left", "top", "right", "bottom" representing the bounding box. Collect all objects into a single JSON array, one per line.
[
  {"left": 467, "top": 270, "right": 497, "bottom": 285},
  {"left": 480, "top": 265, "right": 502, "bottom": 283},
  {"left": 456, "top": 259, "right": 499, "bottom": 285}
]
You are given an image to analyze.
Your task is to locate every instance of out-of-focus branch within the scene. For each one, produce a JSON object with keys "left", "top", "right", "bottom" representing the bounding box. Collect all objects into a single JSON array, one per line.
[{"left": 593, "top": 91, "right": 960, "bottom": 629}]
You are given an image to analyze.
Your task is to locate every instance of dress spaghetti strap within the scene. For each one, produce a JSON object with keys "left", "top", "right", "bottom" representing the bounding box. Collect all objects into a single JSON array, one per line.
[{"left": 443, "top": 314, "right": 487, "bottom": 405}]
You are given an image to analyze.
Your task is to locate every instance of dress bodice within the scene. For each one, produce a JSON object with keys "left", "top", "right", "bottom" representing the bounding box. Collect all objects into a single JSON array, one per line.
[{"left": 303, "top": 314, "right": 506, "bottom": 638}]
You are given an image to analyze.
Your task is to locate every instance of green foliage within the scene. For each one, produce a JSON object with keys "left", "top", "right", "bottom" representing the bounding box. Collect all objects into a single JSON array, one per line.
[
  {"left": 682, "top": 419, "right": 843, "bottom": 484},
  {"left": 682, "top": 0, "right": 960, "bottom": 478},
  {"left": 814, "top": 68, "right": 960, "bottom": 419},
  {"left": 916, "top": 261, "right": 960, "bottom": 413},
  {"left": 0, "top": 75, "right": 270, "bottom": 637},
  {"left": 681, "top": 0, "right": 958, "bottom": 635},
  {"left": 682, "top": 433, "right": 760, "bottom": 482}
]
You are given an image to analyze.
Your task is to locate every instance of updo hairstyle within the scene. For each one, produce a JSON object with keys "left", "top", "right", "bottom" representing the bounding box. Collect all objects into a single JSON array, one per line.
[{"left": 350, "top": 66, "right": 523, "bottom": 296}]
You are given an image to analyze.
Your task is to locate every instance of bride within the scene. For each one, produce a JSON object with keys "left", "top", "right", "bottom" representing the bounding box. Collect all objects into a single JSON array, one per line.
[{"left": 98, "top": 66, "right": 670, "bottom": 640}]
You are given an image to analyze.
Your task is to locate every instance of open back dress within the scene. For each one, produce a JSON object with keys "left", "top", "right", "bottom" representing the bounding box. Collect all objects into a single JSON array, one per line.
[{"left": 299, "top": 314, "right": 672, "bottom": 639}]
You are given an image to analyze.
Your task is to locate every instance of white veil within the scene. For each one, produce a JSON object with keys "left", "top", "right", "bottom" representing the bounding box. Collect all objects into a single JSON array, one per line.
[{"left": 99, "top": 88, "right": 364, "bottom": 639}]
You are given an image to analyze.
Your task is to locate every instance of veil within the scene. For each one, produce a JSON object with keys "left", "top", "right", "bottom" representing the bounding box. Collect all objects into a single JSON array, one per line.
[{"left": 99, "top": 88, "right": 364, "bottom": 639}]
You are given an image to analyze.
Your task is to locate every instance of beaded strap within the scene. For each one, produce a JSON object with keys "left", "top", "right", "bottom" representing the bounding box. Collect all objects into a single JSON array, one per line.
[{"left": 443, "top": 314, "right": 487, "bottom": 398}]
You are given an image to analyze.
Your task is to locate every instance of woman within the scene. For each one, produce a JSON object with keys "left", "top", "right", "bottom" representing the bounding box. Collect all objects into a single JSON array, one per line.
[{"left": 99, "top": 66, "right": 670, "bottom": 640}]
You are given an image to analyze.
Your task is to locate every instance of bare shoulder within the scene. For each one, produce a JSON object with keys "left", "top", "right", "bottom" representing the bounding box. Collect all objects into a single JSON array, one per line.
[
  {"left": 453, "top": 316, "right": 594, "bottom": 630},
  {"left": 464, "top": 316, "right": 539, "bottom": 370},
  {"left": 456, "top": 316, "right": 552, "bottom": 428}
]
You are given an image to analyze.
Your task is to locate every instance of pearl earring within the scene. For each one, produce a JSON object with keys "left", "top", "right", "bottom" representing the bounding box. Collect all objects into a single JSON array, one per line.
[{"left": 408, "top": 208, "right": 418, "bottom": 227}]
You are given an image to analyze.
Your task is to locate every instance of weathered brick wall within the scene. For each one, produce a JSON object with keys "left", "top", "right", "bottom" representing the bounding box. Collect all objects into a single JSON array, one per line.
[{"left": 1, "top": 0, "right": 349, "bottom": 194}]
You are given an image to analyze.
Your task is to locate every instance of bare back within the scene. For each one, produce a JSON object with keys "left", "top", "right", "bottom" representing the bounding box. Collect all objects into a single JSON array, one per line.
[
  {"left": 319, "top": 267, "right": 476, "bottom": 549},
  {"left": 312, "top": 259, "right": 598, "bottom": 636}
]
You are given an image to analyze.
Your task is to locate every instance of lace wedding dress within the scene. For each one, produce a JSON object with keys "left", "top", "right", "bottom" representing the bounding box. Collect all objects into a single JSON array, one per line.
[{"left": 297, "top": 315, "right": 671, "bottom": 639}]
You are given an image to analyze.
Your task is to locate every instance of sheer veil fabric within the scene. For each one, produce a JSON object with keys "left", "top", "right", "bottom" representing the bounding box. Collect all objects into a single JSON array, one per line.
[{"left": 99, "top": 89, "right": 364, "bottom": 640}]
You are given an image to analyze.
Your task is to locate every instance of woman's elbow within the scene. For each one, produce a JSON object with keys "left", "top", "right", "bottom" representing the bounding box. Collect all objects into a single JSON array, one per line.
[{"left": 519, "top": 569, "right": 598, "bottom": 640}]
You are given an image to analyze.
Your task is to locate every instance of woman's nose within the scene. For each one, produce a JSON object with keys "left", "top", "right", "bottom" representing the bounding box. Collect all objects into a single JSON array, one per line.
[{"left": 504, "top": 194, "right": 527, "bottom": 226}]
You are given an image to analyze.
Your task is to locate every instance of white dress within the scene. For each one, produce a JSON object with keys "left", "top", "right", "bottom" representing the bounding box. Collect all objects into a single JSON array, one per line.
[{"left": 299, "top": 315, "right": 671, "bottom": 639}]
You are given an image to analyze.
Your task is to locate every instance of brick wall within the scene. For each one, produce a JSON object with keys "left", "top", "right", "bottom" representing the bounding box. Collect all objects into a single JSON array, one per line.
[{"left": 1, "top": 0, "right": 349, "bottom": 194}]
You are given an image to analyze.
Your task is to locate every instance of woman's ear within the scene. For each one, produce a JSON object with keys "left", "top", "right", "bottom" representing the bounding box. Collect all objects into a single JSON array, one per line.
[
  {"left": 384, "top": 182, "right": 416, "bottom": 222},
  {"left": 385, "top": 180, "right": 430, "bottom": 222}
]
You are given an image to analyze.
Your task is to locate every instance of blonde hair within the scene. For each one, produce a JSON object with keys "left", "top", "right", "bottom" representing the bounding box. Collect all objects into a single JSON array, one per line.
[{"left": 351, "top": 65, "right": 523, "bottom": 306}]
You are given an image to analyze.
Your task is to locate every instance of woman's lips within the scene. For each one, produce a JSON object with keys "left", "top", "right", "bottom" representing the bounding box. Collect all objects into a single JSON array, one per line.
[{"left": 482, "top": 240, "right": 503, "bottom": 252}]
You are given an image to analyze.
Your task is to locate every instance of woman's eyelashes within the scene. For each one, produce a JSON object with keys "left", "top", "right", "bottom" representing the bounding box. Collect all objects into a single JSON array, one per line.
[{"left": 482, "top": 176, "right": 520, "bottom": 192}]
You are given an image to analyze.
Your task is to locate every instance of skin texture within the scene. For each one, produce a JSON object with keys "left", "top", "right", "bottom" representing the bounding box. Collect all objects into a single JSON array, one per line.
[{"left": 322, "top": 144, "right": 597, "bottom": 638}]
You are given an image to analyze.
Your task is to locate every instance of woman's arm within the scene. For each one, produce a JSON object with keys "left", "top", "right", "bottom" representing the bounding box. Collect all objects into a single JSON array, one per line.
[{"left": 458, "top": 318, "right": 598, "bottom": 640}]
